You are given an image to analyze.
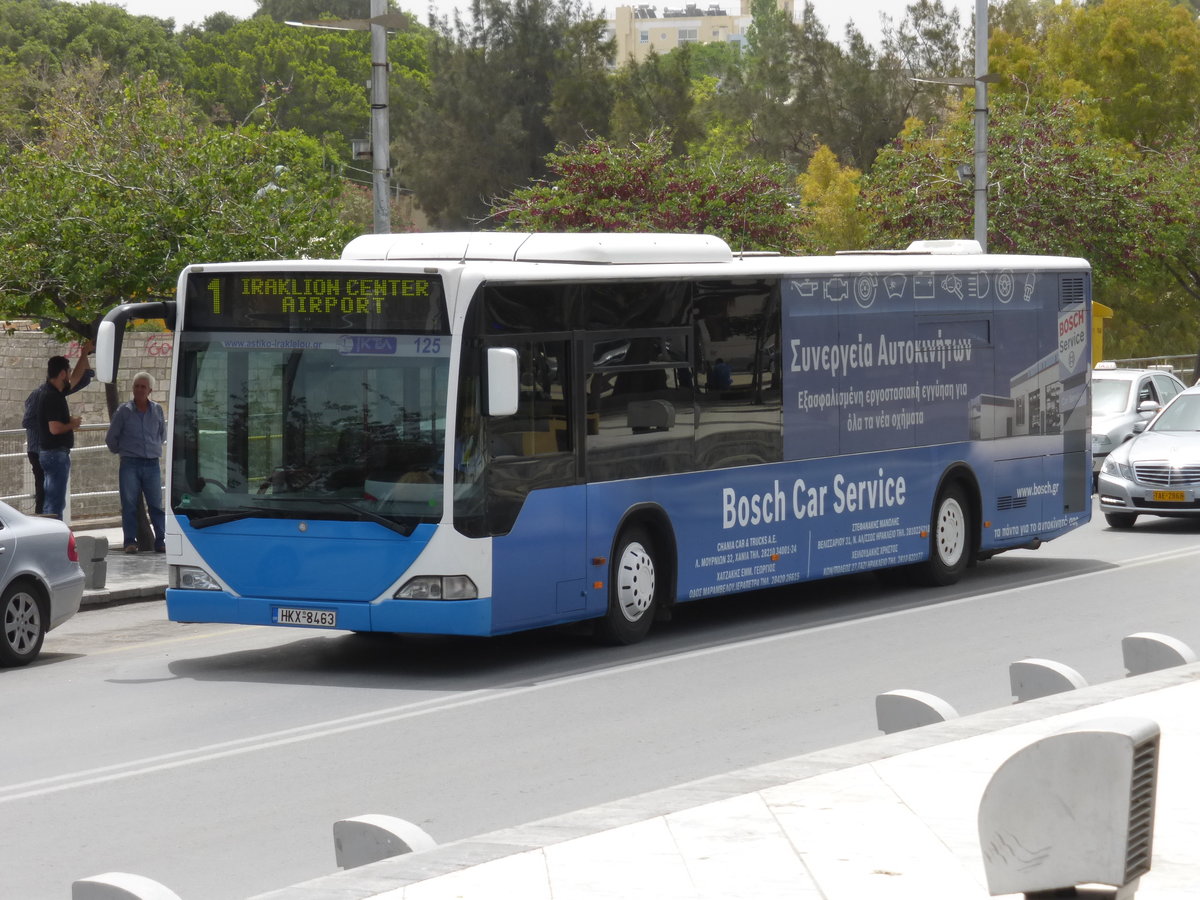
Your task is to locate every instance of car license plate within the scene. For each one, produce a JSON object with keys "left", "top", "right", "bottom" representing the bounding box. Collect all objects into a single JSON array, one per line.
[
  {"left": 1152, "top": 490, "right": 1187, "bottom": 503},
  {"left": 274, "top": 607, "right": 337, "bottom": 627}
]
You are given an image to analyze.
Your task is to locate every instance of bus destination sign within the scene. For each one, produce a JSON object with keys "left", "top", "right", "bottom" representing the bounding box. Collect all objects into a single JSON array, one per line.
[{"left": 184, "top": 271, "right": 447, "bottom": 333}]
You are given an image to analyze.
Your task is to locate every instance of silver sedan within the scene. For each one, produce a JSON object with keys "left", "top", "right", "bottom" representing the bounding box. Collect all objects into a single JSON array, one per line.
[
  {"left": 1098, "top": 385, "right": 1200, "bottom": 529},
  {"left": 0, "top": 501, "right": 86, "bottom": 667}
]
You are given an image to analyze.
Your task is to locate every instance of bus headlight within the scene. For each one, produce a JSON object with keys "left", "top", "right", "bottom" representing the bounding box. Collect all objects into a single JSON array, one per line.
[
  {"left": 169, "top": 565, "right": 222, "bottom": 591},
  {"left": 396, "top": 575, "right": 478, "bottom": 600}
]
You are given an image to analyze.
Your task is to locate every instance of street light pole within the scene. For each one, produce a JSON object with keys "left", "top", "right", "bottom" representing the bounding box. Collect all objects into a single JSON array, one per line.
[
  {"left": 973, "top": 0, "right": 988, "bottom": 252},
  {"left": 369, "top": 0, "right": 391, "bottom": 234}
]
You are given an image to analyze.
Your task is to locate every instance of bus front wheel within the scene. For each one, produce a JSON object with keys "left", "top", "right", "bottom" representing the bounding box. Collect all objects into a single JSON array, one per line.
[
  {"left": 597, "top": 526, "right": 659, "bottom": 645},
  {"left": 915, "top": 483, "right": 971, "bottom": 587}
]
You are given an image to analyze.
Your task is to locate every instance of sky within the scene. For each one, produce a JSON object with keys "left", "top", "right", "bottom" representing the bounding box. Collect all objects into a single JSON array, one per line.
[{"left": 73, "top": 0, "right": 980, "bottom": 48}]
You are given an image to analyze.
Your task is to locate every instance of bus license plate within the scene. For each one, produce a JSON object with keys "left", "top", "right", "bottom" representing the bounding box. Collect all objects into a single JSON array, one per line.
[
  {"left": 274, "top": 607, "right": 337, "bottom": 627},
  {"left": 1152, "top": 490, "right": 1187, "bottom": 503}
]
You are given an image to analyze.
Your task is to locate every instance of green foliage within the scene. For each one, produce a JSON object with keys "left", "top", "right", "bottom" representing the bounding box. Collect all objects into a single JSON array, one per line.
[
  {"left": 0, "top": 0, "right": 182, "bottom": 77},
  {"left": 714, "top": 0, "right": 966, "bottom": 172},
  {"left": 398, "top": 0, "right": 612, "bottom": 229},
  {"left": 862, "top": 95, "right": 1173, "bottom": 284},
  {"left": 0, "top": 65, "right": 357, "bottom": 341},
  {"left": 609, "top": 48, "right": 704, "bottom": 154},
  {"left": 991, "top": 0, "right": 1200, "bottom": 147},
  {"left": 797, "top": 145, "right": 868, "bottom": 252},
  {"left": 490, "top": 132, "right": 803, "bottom": 253},
  {"left": 257, "top": 0, "right": 374, "bottom": 20}
]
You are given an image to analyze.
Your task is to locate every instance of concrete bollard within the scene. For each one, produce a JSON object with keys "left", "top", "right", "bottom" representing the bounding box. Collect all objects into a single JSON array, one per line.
[
  {"left": 333, "top": 814, "right": 437, "bottom": 870},
  {"left": 875, "top": 689, "right": 959, "bottom": 734},
  {"left": 1009, "top": 657, "right": 1088, "bottom": 703},
  {"left": 72, "top": 873, "right": 181, "bottom": 900},
  {"left": 74, "top": 535, "right": 108, "bottom": 589},
  {"left": 1122, "top": 632, "right": 1197, "bottom": 677}
]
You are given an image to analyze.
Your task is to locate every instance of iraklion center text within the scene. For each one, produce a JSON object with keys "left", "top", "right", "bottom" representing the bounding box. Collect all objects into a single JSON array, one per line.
[{"left": 722, "top": 469, "right": 906, "bottom": 529}]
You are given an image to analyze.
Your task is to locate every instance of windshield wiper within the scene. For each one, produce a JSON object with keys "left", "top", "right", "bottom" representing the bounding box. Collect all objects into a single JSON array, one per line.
[
  {"left": 186, "top": 498, "right": 419, "bottom": 536},
  {"left": 322, "top": 499, "right": 418, "bottom": 537},
  {"left": 186, "top": 506, "right": 296, "bottom": 529}
]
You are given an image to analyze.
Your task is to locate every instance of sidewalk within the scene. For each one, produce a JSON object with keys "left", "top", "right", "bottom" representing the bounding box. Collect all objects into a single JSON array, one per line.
[
  {"left": 252, "top": 664, "right": 1200, "bottom": 900},
  {"left": 76, "top": 524, "right": 168, "bottom": 607}
]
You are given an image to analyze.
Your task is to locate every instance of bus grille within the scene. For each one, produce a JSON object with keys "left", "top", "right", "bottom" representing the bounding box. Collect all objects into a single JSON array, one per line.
[
  {"left": 996, "top": 495, "right": 1028, "bottom": 511},
  {"left": 1134, "top": 464, "right": 1200, "bottom": 486}
]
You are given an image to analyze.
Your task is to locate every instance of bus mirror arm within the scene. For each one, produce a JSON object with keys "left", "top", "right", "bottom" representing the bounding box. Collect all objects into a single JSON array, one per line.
[
  {"left": 486, "top": 347, "right": 520, "bottom": 417},
  {"left": 96, "top": 301, "right": 177, "bottom": 383}
]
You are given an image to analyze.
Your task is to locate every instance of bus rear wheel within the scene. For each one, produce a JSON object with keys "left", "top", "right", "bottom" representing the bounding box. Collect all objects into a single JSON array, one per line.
[
  {"left": 914, "top": 483, "right": 971, "bottom": 587},
  {"left": 596, "top": 526, "right": 659, "bottom": 645}
]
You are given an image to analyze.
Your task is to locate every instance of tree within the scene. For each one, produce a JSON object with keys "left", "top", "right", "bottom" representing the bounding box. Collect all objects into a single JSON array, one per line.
[
  {"left": 0, "top": 0, "right": 182, "bottom": 78},
  {"left": 862, "top": 95, "right": 1171, "bottom": 282},
  {"left": 797, "top": 145, "right": 868, "bottom": 252},
  {"left": 609, "top": 48, "right": 704, "bottom": 154},
  {"left": 398, "top": 0, "right": 612, "bottom": 228},
  {"left": 256, "top": 0, "right": 374, "bottom": 20},
  {"left": 713, "top": 0, "right": 966, "bottom": 172},
  {"left": 181, "top": 15, "right": 408, "bottom": 135},
  {"left": 0, "top": 65, "right": 357, "bottom": 350},
  {"left": 991, "top": 0, "right": 1200, "bottom": 148},
  {"left": 489, "top": 132, "right": 803, "bottom": 253}
]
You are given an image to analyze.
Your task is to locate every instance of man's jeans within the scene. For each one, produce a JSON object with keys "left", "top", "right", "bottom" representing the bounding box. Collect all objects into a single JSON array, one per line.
[
  {"left": 119, "top": 457, "right": 166, "bottom": 549},
  {"left": 39, "top": 449, "right": 70, "bottom": 520}
]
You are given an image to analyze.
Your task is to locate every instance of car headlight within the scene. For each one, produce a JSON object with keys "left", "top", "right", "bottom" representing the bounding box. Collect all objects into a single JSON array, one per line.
[{"left": 1101, "top": 456, "right": 1135, "bottom": 482}]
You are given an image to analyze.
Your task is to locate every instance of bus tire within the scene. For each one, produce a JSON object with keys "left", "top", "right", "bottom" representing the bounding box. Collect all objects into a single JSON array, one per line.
[
  {"left": 1104, "top": 512, "right": 1138, "bottom": 529},
  {"left": 596, "top": 526, "right": 659, "bottom": 645},
  {"left": 914, "top": 482, "right": 971, "bottom": 587}
]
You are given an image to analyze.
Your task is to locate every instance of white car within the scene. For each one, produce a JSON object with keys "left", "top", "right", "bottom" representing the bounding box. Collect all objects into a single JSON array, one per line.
[{"left": 0, "top": 501, "right": 86, "bottom": 667}]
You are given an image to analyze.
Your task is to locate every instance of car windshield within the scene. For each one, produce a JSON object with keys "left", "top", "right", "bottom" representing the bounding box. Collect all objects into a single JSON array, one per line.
[
  {"left": 1149, "top": 394, "right": 1200, "bottom": 432},
  {"left": 1093, "top": 378, "right": 1133, "bottom": 416}
]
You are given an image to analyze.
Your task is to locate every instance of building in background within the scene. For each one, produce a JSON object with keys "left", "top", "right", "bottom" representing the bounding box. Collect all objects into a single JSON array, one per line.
[{"left": 609, "top": 1, "right": 794, "bottom": 65}]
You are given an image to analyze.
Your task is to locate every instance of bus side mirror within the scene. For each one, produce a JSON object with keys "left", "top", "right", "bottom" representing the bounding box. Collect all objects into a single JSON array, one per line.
[
  {"left": 486, "top": 347, "right": 520, "bottom": 417},
  {"left": 95, "top": 318, "right": 119, "bottom": 384},
  {"left": 95, "top": 300, "right": 177, "bottom": 384}
]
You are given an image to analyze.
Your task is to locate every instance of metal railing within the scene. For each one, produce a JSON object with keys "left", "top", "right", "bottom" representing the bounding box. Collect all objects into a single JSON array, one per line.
[
  {"left": 0, "top": 424, "right": 161, "bottom": 524},
  {"left": 1103, "top": 355, "right": 1196, "bottom": 384}
]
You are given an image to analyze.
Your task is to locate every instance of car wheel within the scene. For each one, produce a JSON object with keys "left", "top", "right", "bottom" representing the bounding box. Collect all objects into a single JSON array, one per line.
[
  {"left": 913, "top": 482, "right": 971, "bottom": 587},
  {"left": 1104, "top": 512, "right": 1138, "bottom": 529},
  {"left": 596, "top": 526, "right": 659, "bottom": 645},
  {"left": 1, "top": 581, "right": 46, "bottom": 667}
]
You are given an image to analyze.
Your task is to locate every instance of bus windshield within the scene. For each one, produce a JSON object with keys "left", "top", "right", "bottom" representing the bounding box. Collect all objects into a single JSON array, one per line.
[{"left": 171, "top": 331, "right": 451, "bottom": 533}]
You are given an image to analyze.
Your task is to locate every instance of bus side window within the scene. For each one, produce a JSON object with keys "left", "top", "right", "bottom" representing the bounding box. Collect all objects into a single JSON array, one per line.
[{"left": 490, "top": 340, "right": 571, "bottom": 458}]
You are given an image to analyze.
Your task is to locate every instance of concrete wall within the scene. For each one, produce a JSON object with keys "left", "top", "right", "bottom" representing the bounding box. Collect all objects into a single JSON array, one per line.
[{"left": 1, "top": 325, "right": 174, "bottom": 520}]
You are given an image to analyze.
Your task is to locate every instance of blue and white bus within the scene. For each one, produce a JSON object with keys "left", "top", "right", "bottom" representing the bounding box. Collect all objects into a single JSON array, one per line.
[{"left": 97, "top": 232, "right": 1091, "bottom": 643}]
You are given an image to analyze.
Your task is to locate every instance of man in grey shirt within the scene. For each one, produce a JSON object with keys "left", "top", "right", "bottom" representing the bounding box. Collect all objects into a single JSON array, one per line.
[{"left": 105, "top": 371, "right": 167, "bottom": 553}]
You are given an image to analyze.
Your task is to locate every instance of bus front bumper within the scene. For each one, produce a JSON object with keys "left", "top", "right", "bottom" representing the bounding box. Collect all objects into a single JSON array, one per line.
[{"left": 165, "top": 589, "right": 496, "bottom": 636}]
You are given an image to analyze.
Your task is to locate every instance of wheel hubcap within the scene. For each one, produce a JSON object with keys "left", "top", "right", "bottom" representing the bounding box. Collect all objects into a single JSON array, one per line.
[
  {"left": 616, "top": 541, "right": 655, "bottom": 623},
  {"left": 4, "top": 591, "right": 41, "bottom": 655},
  {"left": 936, "top": 499, "right": 966, "bottom": 567}
]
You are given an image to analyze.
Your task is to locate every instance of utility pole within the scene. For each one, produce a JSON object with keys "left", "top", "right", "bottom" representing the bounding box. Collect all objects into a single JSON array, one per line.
[
  {"left": 369, "top": 0, "right": 391, "bottom": 234},
  {"left": 914, "top": 2, "right": 995, "bottom": 250},
  {"left": 973, "top": 0, "right": 988, "bottom": 252},
  {"left": 287, "top": 3, "right": 409, "bottom": 235}
]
